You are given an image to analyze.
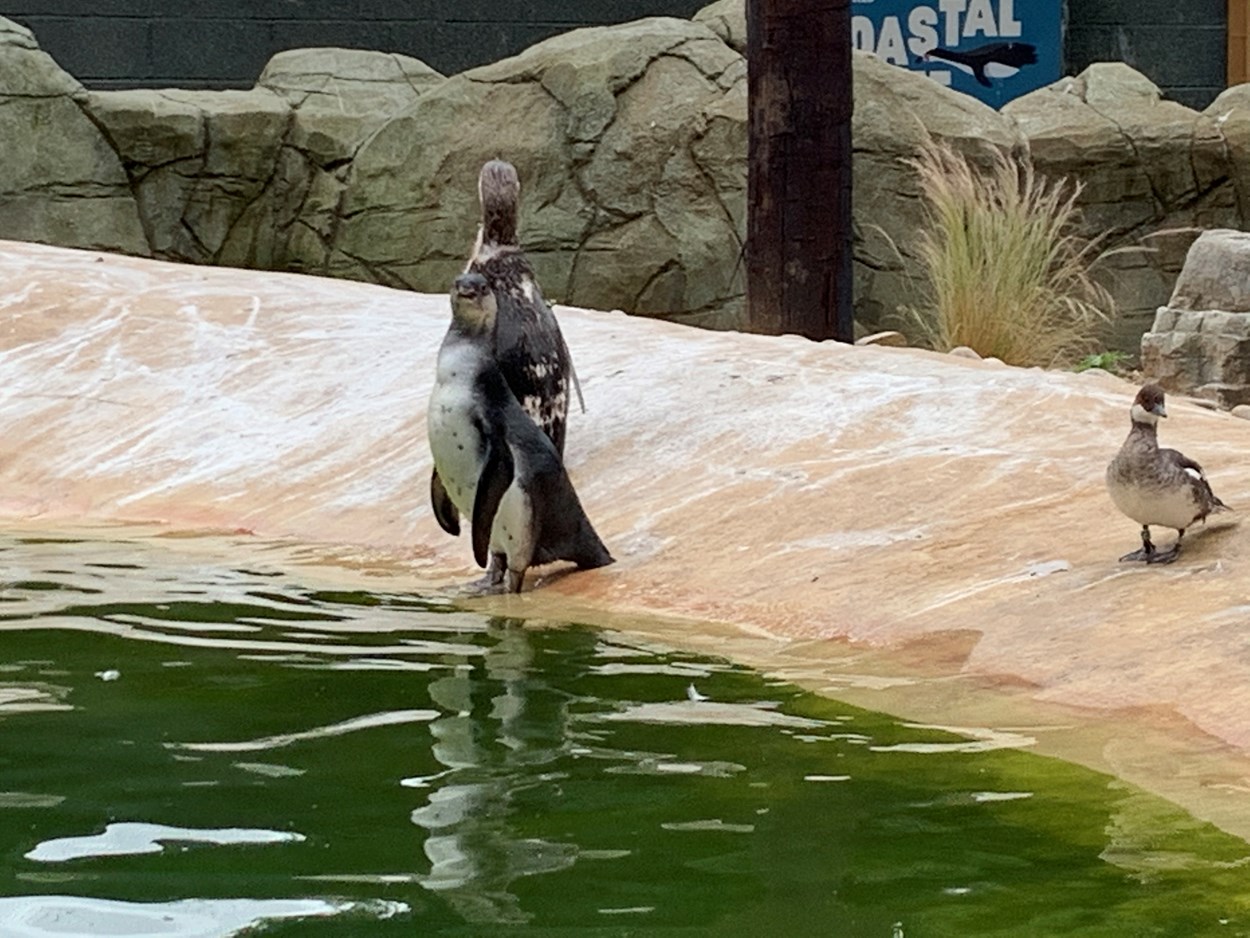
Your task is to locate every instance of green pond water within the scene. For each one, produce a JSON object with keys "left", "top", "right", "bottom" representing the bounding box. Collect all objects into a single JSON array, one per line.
[{"left": 0, "top": 535, "right": 1248, "bottom": 937}]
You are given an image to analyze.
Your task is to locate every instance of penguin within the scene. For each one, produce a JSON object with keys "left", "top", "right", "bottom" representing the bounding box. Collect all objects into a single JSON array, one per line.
[
  {"left": 468, "top": 158, "right": 582, "bottom": 447},
  {"left": 427, "top": 272, "right": 613, "bottom": 594},
  {"left": 925, "top": 42, "right": 1037, "bottom": 87},
  {"left": 429, "top": 159, "right": 582, "bottom": 560}
]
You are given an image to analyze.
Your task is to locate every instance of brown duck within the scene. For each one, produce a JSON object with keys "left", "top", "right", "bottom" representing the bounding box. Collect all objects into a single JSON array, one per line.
[{"left": 1105, "top": 383, "right": 1229, "bottom": 564}]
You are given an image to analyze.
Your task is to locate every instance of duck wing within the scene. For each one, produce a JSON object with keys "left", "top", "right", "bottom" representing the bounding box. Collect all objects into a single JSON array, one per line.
[{"left": 1161, "top": 448, "right": 1230, "bottom": 513}]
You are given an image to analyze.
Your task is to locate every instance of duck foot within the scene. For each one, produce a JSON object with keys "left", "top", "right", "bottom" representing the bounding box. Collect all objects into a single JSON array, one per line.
[
  {"left": 1120, "top": 528, "right": 1183, "bottom": 564},
  {"left": 1146, "top": 544, "right": 1181, "bottom": 565}
]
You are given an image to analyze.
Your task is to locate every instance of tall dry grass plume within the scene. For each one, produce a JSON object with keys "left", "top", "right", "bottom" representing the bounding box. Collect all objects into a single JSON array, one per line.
[{"left": 910, "top": 141, "right": 1111, "bottom": 367}]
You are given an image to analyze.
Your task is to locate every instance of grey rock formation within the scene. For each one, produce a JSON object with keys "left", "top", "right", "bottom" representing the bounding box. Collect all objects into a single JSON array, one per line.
[
  {"left": 332, "top": 16, "right": 747, "bottom": 328},
  {"left": 0, "top": 17, "right": 146, "bottom": 254},
  {"left": 1005, "top": 64, "right": 1238, "bottom": 350},
  {"left": 85, "top": 88, "right": 290, "bottom": 264},
  {"left": 257, "top": 48, "right": 444, "bottom": 166},
  {"left": 79, "top": 47, "right": 445, "bottom": 271},
  {"left": 692, "top": 0, "right": 745, "bottom": 53},
  {"left": 0, "top": 5, "right": 1244, "bottom": 349},
  {"left": 1141, "top": 230, "right": 1250, "bottom": 407}
]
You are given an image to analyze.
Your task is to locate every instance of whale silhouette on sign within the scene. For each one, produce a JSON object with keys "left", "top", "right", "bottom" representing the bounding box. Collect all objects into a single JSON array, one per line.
[{"left": 924, "top": 41, "right": 1038, "bottom": 87}]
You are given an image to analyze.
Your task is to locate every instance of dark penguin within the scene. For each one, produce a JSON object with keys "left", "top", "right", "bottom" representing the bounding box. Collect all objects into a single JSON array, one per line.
[
  {"left": 1106, "top": 383, "right": 1230, "bottom": 564},
  {"left": 427, "top": 272, "right": 612, "bottom": 594},
  {"left": 925, "top": 42, "right": 1037, "bottom": 87},
  {"left": 469, "top": 159, "right": 581, "bottom": 444},
  {"left": 429, "top": 159, "right": 579, "bottom": 551}
]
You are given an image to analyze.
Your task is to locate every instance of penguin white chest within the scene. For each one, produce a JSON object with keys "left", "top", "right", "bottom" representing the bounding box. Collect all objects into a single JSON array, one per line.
[
  {"left": 490, "top": 483, "right": 536, "bottom": 569},
  {"left": 427, "top": 344, "right": 487, "bottom": 515}
]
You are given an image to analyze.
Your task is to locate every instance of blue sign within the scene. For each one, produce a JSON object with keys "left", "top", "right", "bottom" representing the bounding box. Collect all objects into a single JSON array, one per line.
[{"left": 851, "top": 0, "right": 1062, "bottom": 108}]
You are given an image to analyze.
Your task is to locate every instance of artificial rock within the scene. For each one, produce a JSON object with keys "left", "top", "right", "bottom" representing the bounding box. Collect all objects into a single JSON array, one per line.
[
  {"left": 0, "top": 6, "right": 1244, "bottom": 346},
  {"left": 1142, "top": 229, "right": 1250, "bottom": 407}
]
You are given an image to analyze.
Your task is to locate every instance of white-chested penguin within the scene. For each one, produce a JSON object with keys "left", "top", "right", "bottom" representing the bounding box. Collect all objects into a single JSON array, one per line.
[
  {"left": 427, "top": 272, "right": 612, "bottom": 594},
  {"left": 429, "top": 159, "right": 583, "bottom": 587}
]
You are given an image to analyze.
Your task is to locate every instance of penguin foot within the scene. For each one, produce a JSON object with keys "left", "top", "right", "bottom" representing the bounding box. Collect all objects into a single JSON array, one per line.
[
  {"left": 505, "top": 569, "right": 525, "bottom": 594},
  {"left": 459, "top": 554, "right": 507, "bottom": 593},
  {"left": 454, "top": 578, "right": 506, "bottom": 597}
]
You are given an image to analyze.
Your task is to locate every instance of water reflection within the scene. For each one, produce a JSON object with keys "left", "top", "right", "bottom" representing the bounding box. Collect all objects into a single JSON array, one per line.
[{"left": 412, "top": 618, "right": 578, "bottom": 925}]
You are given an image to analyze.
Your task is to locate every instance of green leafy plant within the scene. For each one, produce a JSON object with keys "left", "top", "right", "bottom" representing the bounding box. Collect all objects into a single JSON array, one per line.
[
  {"left": 1074, "top": 350, "right": 1130, "bottom": 373},
  {"left": 909, "top": 140, "right": 1112, "bottom": 367}
]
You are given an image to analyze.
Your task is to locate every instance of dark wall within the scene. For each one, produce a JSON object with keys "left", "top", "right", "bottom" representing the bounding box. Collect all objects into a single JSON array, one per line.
[
  {"left": 6, "top": 1, "right": 1232, "bottom": 108},
  {"left": 5, "top": 1, "right": 708, "bottom": 88},
  {"left": 1065, "top": 0, "right": 1226, "bottom": 109}
]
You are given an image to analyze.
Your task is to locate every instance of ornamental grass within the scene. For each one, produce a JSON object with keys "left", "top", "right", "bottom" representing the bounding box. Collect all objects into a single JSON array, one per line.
[{"left": 910, "top": 141, "right": 1112, "bottom": 367}]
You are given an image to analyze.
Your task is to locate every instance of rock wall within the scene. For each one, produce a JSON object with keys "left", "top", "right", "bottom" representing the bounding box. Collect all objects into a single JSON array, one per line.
[
  {"left": 1141, "top": 229, "right": 1250, "bottom": 407},
  {"left": 1, "top": 6, "right": 1246, "bottom": 349}
]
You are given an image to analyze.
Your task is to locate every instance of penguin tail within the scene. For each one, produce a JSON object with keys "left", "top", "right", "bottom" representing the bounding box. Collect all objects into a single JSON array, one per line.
[
  {"left": 573, "top": 531, "right": 614, "bottom": 570},
  {"left": 557, "top": 512, "right": 614, "bottom": 570}
]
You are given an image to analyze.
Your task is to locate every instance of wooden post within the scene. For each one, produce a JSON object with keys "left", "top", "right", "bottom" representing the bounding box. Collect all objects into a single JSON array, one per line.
[
  {"left": 1231, "top": 0, "right": 1249, "bottom": 86},
  {"left": 746, "top": 0, "right": 854, "bottom": 342}
]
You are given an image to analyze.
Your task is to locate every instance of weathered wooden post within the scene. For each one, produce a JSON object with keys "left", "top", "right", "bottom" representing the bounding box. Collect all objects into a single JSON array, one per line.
[{"left": 746, "top": 0, "right": 854, "bottom": 342}]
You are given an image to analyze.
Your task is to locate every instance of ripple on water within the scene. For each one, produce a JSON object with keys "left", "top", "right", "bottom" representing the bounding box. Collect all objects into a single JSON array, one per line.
[
  {"left": 168, "top": 709, "right": 441, "bottom": 753},
  {"left": 24, "top": 822, "right": 305, "bottom": 862}
]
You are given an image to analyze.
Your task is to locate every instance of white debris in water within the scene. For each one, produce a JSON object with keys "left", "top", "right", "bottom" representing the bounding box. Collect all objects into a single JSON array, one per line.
[
  {"left": 686, "top": 683, "right": 710, "bottom": 702},
  {"left": 94, "top": 669, "right": 120, "bottom": 681},
  {"left": 804, "top": 774, "right": 851, "bottom": 782}
]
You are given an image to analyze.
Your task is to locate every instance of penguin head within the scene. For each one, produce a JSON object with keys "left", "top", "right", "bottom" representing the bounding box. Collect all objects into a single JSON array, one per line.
[
  {"left": 478, "top": 159, "right": 520, "bottom": 243},
  {"left": 450, "top": 272, "right": 497, "bottom": 333}
]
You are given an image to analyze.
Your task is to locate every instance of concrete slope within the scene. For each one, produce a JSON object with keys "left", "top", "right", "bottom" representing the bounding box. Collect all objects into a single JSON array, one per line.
[{"left": 2, "top": 240, "right": 1250, "bottom": 829}]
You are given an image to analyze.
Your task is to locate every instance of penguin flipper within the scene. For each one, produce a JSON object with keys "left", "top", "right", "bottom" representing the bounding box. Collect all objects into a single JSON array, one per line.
[
  {"left": 430, "top": 468, "right": 460, "bottom": 537},
  {"left": 472, "top": 438, "right": 515, "bottom": 568}
]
